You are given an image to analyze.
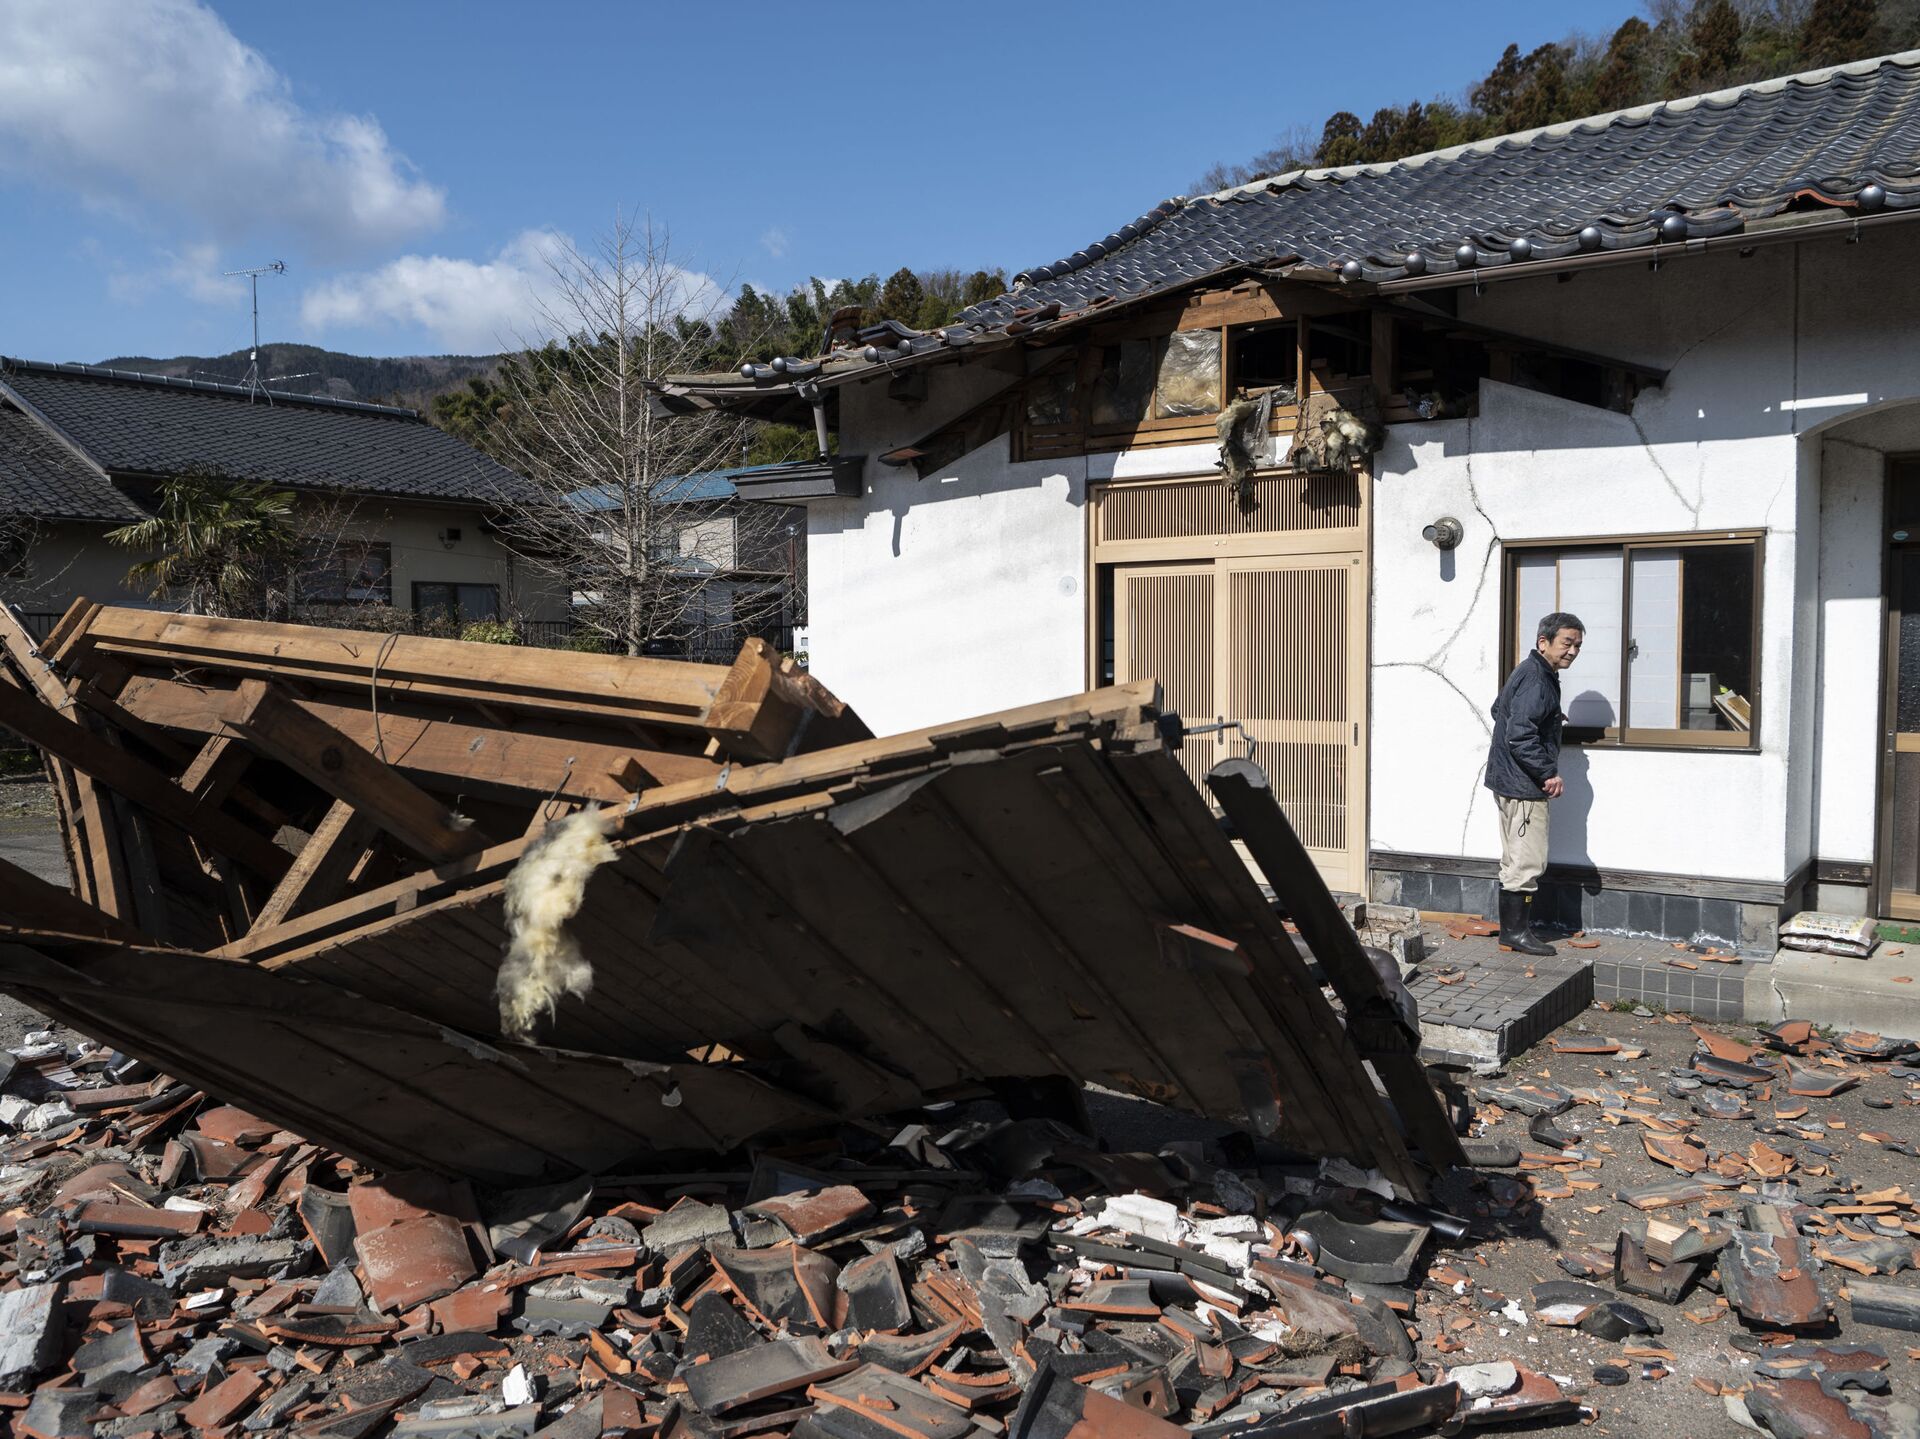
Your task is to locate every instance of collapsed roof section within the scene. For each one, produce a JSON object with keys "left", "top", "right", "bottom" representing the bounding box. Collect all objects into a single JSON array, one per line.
[
  {"left": 0, "top": 603, "right": 1463, "bottom": 1195},
  {"left": 656, "top": 51, "right": 1920, "bottom": 425}
]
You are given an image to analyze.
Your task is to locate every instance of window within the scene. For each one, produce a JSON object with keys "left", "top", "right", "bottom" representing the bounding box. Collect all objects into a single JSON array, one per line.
[
  {"left": 1089, "top": 329, "right": 1224, "bottom": 432},
  {"left": 413, "top": 581, "right": 500, "bottom": 628},
  {"left": 1503, "top": 534, "right": 1761, "bottom": 749},
  {"left": 299, "top": 541, "right": 391, "bottom": 607}
]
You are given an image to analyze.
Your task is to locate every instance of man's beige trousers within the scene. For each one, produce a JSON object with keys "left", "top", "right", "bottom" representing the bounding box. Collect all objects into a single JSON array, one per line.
[{"left": 1497, "top": 796, "right": 1549, "bottom": 892}]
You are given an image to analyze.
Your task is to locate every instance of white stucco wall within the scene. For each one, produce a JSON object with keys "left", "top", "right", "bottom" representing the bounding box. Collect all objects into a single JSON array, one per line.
[
  {"left": 806, "top": 364, "right": 1092, "bottom": 736},
  {"left": 806, "top": 221, "right": 1920, "bottom": 888}
]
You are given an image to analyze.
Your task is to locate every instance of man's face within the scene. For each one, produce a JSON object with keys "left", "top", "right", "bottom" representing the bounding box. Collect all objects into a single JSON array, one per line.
[{"left": 1537, "top": 628, "right": 1583, "bottom": 670}]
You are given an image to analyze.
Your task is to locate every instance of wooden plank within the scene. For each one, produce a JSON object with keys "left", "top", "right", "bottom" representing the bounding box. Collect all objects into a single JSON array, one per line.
[
  {"left": 0, "top": 676, "right": 289, "bottom": 880},
  {"left": 222, "top": 679, "right": 493, "bottom": 864},
  {"left": 58, "top": 608, "right": 726, "bottom": 729},
  {"left": 1205, "top": 757, "right": 1466, "bottom": 1173},
  {"left": 249, "top": 800, "right": 380, "bottom": 933},
  {"left": 703, "top": 638, "right": 871, "bottom": 762},
  {"left": 113, "top": 673, "right": 714, "bottom": 801}
]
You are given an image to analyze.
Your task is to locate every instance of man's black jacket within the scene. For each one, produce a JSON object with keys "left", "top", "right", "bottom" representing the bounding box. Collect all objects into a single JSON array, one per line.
[{"left": 1486, "top": 650, "right": 1563, "bottom": 800}]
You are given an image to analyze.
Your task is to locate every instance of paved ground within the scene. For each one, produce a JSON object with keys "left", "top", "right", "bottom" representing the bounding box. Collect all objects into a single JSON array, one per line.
[
  {"left": 1424, "top": 1008, "right": 1920, "bottom": 1435},
  {"left": 0, "top": 784, "right": 79, "bottom": 1046}
]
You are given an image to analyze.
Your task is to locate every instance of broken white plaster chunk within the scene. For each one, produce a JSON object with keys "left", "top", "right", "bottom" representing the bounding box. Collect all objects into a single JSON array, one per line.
[
  {"left": 1447, "top": 1362, "right": 1518, "bottom": 1399},
  {"left": 164, "top": 1196, "right": 214, "bottom": 1213},
  {"left": 182, "top": 1289, "right": 227, "bottom": 1311},
  {"left": 502, "top": 1364, "right": 536, "bottom": 1407},
  {"left": 1201, "top": 1237, "right": 1252, "bottom": 1271},
  {"left": 1193, "top": 1215, "right": 1260, "bottom": 1240},
  {"left": 1097, "top": 1194, "right": 1186, "bottom": 1243},
  {"left": 1500, "top": 1299, "right": 1528, "bottom": 1327}
]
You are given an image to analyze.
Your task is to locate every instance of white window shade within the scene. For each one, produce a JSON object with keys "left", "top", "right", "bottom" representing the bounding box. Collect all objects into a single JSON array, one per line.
[
  {"left": 1557, "top": 551, "right": 1622, "bottom": 728},
  {"left": 1513, "top": 552, "right": 1558, "bottom": 670},
  {"left": 1628, "top": 548, "right": 1681, "bottom": 729}
]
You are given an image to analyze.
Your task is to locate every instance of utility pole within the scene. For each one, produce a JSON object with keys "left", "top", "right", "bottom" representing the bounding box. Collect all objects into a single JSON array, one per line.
[{"left": 223, "top": 261, "right": 287, "bottom": 400}]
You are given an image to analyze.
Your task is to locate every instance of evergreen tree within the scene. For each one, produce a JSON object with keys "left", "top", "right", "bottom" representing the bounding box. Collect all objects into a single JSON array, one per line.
[
  {"left": 1673, "top": 0, "right": 1744, "bottom": 89},
  {"left": 1801, "top": 0, "right": 1883, "bottom": 67},
  {"left": 1592, "top": 17, "right": 1654, "bottom": 111},
  {"left": 877, "top": 268, "right": 926, "bottom": 327},
  {"left": 1317, "top": 111, "right": 1365, "bottom": 168},
  {"left": 961, "top": 270, "right": 1005, "bottom": 308}
]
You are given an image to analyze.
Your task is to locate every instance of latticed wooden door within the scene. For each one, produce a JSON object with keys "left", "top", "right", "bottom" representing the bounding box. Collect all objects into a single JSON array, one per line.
[{"left": 1113, "top": 553, "right": 1365, "bottom": 895}]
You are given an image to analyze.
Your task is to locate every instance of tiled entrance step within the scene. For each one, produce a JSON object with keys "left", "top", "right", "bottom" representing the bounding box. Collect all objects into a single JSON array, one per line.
[{"left": 1407, "top": 947, "right": 1592, "bottom": 1072}]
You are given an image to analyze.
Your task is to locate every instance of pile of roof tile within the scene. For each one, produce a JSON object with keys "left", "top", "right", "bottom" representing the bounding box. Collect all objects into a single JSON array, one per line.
[{"left": 0, "top": 1023, "right": 1576, "bottom": 1439}]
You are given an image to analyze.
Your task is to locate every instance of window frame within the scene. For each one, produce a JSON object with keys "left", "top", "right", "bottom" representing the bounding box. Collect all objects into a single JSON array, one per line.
[
  {"left": 298, "top": 539, "right": 393, "bottom": 608},
  {"left": 1499, "top": 530, "right": 1765, "bottom": 753}
]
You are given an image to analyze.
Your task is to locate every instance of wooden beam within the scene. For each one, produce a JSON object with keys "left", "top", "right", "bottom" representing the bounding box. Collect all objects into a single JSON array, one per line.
[
  {"left": 222, "top": 679, "right": 493, "bottom": 864},
  {"left": 704, "top": 638, "right": 871, "bottom": 762},
  {"left": 111, "top": 674, "right": 717, "bottom": 801},
  {"left": 55, "top": 607, "right": 725, "bottom": 730},
  {"left": 0, "top": 675, "right": 289, "bottom": 880},
  {"left": 249, "top": 800, "right": 380, "bottom": 933},
  {"left": 0, "top": 854, "right": 145, "bottom": 943},
  {"left": 1204, "top": 757, "right": 1467, "bottom": 1173}
]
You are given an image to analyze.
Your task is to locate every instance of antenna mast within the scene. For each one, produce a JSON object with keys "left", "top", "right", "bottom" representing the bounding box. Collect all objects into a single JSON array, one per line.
[{"left": 222, "top": 260, "right": 287, "bottom": 400}]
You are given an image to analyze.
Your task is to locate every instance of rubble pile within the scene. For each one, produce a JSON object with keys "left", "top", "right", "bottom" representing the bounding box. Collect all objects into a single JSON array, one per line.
[{"left": 0, "top": 1028, "right": 1572, "bottom": 1439}]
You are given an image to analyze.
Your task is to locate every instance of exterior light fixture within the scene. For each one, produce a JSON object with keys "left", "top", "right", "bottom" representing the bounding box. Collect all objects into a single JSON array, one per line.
[{"left": 1423, "top": 517, "right": 1464, "bottom": 550}]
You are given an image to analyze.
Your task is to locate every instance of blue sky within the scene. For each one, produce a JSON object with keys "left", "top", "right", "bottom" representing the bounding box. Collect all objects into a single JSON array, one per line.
[{"left": 0, "top": 0, "right": 1642, "bottom": 363}]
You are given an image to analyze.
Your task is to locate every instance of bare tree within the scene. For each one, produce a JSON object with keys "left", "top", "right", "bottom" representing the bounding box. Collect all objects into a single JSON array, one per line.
[{"left": 485, "top": 214, "right": 794, "bottom": 658}]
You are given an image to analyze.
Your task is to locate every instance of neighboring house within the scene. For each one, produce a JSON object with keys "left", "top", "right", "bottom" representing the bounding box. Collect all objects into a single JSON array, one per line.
[
  {"left": 656, "top": 50, "right": 1920, "bottom": 951},
  {"left": 0, "top": 358, "right": 568, "bottom": 635},
  {"left": 568, "top": 465, "right": 806, "bottom": 660}
]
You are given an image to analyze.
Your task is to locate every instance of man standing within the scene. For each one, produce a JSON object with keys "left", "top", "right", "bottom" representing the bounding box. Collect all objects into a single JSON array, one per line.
[{"left": 1486, "top": 613, "right": 1584, "bottom": 956}]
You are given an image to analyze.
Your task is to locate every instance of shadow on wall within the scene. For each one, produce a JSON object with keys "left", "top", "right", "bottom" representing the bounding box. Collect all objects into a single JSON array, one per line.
[{"left": 1550, "top": 745, "right": 1596, "bottom": 871}]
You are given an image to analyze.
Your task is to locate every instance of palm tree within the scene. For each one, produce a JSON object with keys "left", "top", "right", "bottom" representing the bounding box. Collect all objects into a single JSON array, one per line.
[{"left": 107, "top": 471, "right": 300, "bottom": 618}]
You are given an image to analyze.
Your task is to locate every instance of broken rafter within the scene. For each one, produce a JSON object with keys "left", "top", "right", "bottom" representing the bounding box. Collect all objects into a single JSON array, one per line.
[
  {"left": 0, "top": 672, "right": 289, "bottom": 882},
  {"left": 222, "top": 678, "right": 492, "bottom": 864},
  {"left": 248, "top": 800, "right": 381, "bottom": 934}
]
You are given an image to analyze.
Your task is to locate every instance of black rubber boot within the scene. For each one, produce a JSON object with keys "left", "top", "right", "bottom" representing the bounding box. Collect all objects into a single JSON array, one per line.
[
  {"left": 1519, "top": 891, "right": 1557, "bottom": 955},
  {"left": 1498, "top": 889, "right": 1554, "bottom": 956}
]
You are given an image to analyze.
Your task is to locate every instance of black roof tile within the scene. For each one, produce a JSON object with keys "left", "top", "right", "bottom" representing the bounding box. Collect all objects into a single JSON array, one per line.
[{"left": 0, "top": 359, "right": 535, "bottom": 513}]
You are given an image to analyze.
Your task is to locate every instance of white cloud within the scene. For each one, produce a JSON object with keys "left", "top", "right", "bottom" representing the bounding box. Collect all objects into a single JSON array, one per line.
[
  {"left": 760, "top": 226, "right": 789, "bottom": 259},
  {"left": 302, "top": 230, "right": 732, "bottom": 354},
  {"left": 300, "top": 230, "right": 569, "bottom": 353},
  {"left": 107, "top": 244, "right": 247, "bottom": 306},
  {"left": 0, "top": 0, "right": 444, "bottom": 259}
]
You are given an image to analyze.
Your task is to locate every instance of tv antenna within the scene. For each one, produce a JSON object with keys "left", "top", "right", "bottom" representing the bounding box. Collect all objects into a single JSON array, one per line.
[{"left": 223, "top": 260, "right": 287, "bottom": 400}]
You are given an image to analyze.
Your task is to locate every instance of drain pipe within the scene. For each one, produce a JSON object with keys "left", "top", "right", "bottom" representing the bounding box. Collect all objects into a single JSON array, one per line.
[{"left": 798, "top": 381, "right": 830, "bottom": 459}]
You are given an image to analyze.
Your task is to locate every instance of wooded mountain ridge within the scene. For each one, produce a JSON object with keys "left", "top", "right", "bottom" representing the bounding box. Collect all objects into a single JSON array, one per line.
[{"left": 94, "top": 344, "right": 500, "bottom": 415}]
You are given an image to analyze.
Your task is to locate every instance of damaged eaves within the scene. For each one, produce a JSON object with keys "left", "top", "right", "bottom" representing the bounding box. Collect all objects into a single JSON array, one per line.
[{"left": 0, "top": 602, "right": 1461, "bottom": 1195}]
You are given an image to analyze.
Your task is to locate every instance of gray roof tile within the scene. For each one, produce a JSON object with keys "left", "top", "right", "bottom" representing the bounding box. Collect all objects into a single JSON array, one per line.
[
  {"left": 964, "top": 51, "right": 1920, "bottom": 325},
  {"left": 0, "top": 402, "right": 143, "bottom": 524},
  {"left": 0, "top": 359, "right": 535, "bottom": 512}
]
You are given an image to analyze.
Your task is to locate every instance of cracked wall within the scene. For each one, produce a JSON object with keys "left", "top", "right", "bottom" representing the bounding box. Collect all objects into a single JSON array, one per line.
[{"left": 1373, "top": 228, "right": 1920, "bottom": 887}]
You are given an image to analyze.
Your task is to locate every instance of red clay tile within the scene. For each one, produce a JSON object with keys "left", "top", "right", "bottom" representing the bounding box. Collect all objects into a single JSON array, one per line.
[
  {"left": 356, "top": 1214, "right": 477, "bottom": 1312},
  {"left": 180, "top": 1369, "right": 264, "bottom": 1430}
]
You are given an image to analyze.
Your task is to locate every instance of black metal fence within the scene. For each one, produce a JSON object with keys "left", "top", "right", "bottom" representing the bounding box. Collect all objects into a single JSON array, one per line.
[{"left": 18, "top": 612, "right": 61, "bottom": 644}]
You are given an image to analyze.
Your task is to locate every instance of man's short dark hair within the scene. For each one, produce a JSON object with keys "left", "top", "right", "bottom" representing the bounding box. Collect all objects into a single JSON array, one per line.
[{"left": 1537, "top": 612, "right": 1585, "bottom": 644}]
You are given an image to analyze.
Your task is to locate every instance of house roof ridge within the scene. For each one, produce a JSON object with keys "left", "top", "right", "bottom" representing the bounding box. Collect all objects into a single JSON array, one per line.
[
  {"left": 0, "top": 357, "right": 423, "bottom": 421},
  {"left": 1206, "top": 47, "right": 1920, "bottom": 200}
]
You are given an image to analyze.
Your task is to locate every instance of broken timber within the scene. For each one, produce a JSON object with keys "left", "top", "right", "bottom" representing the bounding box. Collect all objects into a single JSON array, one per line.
[{"left": 0, "top": 601, "right": 1459, "bottom": 1196}]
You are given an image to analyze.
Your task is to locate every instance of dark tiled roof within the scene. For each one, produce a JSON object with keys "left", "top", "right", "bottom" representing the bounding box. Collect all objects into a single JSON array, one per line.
[
  {"left": 962, "top": 50, "right": 1920, "bottom": 323},
  {"left": 0, "top": 359, "right": 536, "bottom": 511},
  {"left": 0, "top": 402, "right": 144, "bottom": 524}
]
